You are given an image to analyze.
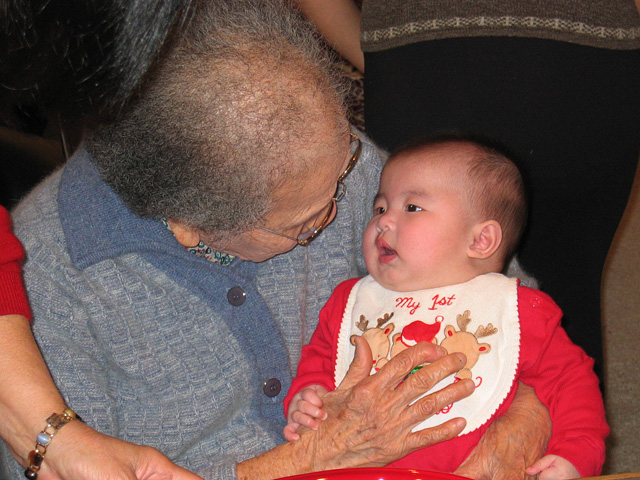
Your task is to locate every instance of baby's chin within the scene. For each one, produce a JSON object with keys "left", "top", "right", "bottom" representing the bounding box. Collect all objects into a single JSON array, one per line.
[
  {"left": 371, "top": 275, "right": 428, "bottom": 292},
  {"left": 373, "top": 272, "right": 458, "bottom": 292}
]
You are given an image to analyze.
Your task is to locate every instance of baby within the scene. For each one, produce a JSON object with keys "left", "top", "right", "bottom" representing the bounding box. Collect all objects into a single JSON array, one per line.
[{"left": 283, "top": 135, "right": 608, "bottom": 479}]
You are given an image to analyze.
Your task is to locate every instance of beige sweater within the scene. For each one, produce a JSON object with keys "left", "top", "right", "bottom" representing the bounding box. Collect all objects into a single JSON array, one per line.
[{"left": 361, "top": 0, "right": 640, "bottom": 51}]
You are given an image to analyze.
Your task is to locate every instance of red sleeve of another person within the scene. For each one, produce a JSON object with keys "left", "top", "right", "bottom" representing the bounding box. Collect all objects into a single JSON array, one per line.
[{"left": 0, "top": 206, "right": 31, "bottom": 320}]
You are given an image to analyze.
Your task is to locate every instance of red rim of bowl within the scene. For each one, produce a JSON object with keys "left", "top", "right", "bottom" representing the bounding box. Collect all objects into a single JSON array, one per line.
[{"left": 275, "top": 468, "right": 471, "bottom": 480}]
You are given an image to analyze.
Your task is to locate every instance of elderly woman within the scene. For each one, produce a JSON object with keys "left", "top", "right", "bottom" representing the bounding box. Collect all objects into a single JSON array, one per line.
[{"left": 1, "top": 1, "right": 549, "bottom": 479}]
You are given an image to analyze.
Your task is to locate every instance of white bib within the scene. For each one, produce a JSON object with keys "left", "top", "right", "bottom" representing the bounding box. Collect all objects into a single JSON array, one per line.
[{"left": 334, "top": 273, "right": 520, "bottom": 435}]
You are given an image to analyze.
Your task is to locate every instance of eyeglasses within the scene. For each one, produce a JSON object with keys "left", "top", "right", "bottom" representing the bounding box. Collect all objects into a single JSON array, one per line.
[{"left": 260, "top": 132, "right": 362, "bottom": 246}]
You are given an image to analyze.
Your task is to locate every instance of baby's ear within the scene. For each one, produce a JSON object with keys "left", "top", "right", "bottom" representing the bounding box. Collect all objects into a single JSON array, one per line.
[{"left": 468, "top": 220, "right": 502, "bottom": 260}]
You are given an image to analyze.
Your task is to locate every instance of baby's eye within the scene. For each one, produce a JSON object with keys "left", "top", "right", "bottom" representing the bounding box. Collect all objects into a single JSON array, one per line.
[
  {"left": 407, "top": 204, "right": 423, "bottom": 212},
  {"left": 373, "top": 206, "right": 386, "bottom": 215}
]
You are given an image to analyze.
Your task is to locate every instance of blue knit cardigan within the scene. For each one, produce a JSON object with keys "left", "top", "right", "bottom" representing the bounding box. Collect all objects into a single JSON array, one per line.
[{"left": 2, "top": 135, "right": 384, "bottom": 479}]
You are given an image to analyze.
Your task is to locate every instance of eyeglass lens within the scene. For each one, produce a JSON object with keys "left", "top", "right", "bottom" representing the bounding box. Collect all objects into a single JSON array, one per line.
[
  {"left": 298, "top": 199, "right": 336, "bottom": 243},
  {"left": 297, "top": 134, "right": 360, "bottom": 243}
]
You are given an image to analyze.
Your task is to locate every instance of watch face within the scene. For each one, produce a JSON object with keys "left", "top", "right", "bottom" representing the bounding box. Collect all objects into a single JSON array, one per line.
[{"left": 276, "top": 469, "right": 470, "bottom": 480}]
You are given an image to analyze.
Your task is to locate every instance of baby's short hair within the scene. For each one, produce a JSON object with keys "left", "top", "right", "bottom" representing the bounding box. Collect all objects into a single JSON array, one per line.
[{"left": 389, "top": 132, "right": 528, "bottom": 263}]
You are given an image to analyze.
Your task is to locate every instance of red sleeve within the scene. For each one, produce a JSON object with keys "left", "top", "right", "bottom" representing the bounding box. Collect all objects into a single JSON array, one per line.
[
  {"left": 284, "top": 278, "right": 360, "bottom": 418},
  {"left": 518, "top": 286, "right": 608, "bottom": 477},
  {"left": 0, "top": 206, "right": 31, "bottom": 320}
]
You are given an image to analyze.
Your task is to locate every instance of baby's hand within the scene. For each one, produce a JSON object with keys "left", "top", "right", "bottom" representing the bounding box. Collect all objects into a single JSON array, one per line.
[
  {"left": 526, "top": 455, "right": 580, "bottom": 480},
  {"left": 283, "top": 385, "right": 328, "bottom": 441}
]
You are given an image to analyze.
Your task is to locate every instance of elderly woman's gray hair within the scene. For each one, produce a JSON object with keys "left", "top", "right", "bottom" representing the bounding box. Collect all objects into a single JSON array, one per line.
[{"left": 86, "top": 0, "right": 349, "bottom": 238}]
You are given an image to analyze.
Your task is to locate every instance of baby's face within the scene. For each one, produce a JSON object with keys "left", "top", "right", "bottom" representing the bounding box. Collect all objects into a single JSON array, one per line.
[{"left": 363, "top": 147, "right": 480, "bottom": 292}]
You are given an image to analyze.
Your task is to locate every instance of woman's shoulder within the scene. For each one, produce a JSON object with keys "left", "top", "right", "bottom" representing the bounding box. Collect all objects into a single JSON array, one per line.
[{"left": 12, "top": 168, "right": 66, "bottom": 251}]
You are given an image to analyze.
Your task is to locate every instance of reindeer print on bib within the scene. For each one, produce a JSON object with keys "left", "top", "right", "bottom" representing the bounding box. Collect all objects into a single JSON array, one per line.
[{"left": 334, "top": 273, "right": 520, "bottom": 435}]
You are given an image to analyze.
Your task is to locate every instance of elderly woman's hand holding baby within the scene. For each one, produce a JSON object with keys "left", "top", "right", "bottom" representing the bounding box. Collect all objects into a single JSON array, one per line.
[{"left": 238, "top": 339, "right": 474, "bottom": 479}]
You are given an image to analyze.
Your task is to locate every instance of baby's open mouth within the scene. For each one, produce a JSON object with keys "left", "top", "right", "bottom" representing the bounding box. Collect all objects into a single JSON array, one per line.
[{"left": 377, "top": 239, "right": 397, "bottom": 257}]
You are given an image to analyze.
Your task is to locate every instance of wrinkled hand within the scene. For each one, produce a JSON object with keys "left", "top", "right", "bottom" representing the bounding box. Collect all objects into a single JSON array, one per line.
[
  {"left": 297, "top": 337, "right": 475, "bottom": 471},
  {"left": 38, "top": 420, "right": 202, "bottom": 480},
  {"left": 455, "top": 382, "right": 551, "bottom": 480}
]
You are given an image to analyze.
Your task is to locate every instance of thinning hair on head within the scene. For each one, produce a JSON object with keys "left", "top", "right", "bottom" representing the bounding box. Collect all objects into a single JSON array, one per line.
[
  {"left": 390, "top": 132, "right": 528, "bottom": 263},
  {"left": 86, "top": 0, "right": 348, "bottom": 238}
]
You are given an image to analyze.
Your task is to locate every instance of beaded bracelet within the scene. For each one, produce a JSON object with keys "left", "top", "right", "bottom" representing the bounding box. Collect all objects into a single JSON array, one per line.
[{"left": 24, "top": 408, "right": 80, "bottom": 480}]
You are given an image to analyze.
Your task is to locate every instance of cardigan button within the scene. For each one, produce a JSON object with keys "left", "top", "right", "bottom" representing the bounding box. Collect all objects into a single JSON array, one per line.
[
  {"left": 263, "top": 378, "right": 281, "bottom": 397},
  {"left": 227, "top": 286, "right": 246, "bottom": 306},
  {"left": 530, "top": 297, "right": 541, "bottom": 307}
]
